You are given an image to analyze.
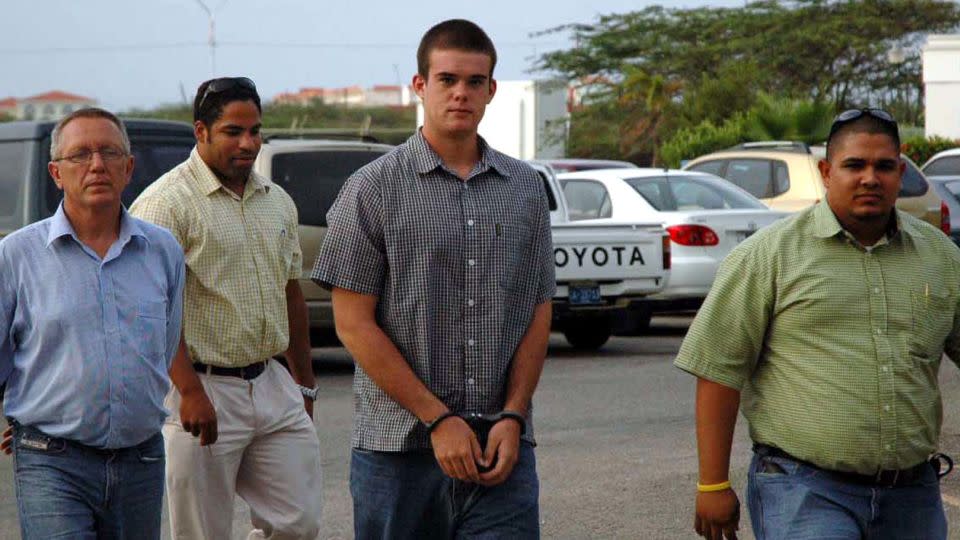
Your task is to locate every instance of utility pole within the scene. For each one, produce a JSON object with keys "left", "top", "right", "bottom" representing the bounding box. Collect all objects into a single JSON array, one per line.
[{"left": 193, "top": 0, "right": 228, "bottom": 77}]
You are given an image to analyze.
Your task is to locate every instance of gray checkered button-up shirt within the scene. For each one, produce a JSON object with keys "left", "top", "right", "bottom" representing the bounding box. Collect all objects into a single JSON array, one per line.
[{"left": 312, "top": 130, "right": 555, "bottom": 451}]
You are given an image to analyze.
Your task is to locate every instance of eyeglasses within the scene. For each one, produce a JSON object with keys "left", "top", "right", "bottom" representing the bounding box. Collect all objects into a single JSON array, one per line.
[
  {"left": 53, "top": 147, "right": 127, "bottom": 164},
  {"left": 827, "top": 108, "right": 898, "bottom": 142},
  {"left": 197, "top": 77, "right": 257, "bottom": 112}
]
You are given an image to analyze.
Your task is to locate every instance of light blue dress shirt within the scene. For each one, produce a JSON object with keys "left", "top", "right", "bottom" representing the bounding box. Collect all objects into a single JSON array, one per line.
[{"left": 0, "top": 205, "right": 185, "bottom": 448}]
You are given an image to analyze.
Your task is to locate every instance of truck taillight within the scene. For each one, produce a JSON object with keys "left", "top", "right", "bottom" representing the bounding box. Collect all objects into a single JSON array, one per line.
[
  {"left": 666, "top": 224, "right": 719, "bottom": 246},
  {"left": 662, "top": 234, "right": 671, "bottom": 270},
  {"left": 942, "top": 201, "right": 951, "bottom": 235}
]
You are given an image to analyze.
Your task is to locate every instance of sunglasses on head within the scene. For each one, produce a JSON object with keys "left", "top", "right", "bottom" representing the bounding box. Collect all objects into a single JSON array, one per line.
[
  {"left": 197, "top": 77, "right": 257, "bottom": 112},
  {"left": 827, "top": 108, "right": 897, "bottom": 143}
]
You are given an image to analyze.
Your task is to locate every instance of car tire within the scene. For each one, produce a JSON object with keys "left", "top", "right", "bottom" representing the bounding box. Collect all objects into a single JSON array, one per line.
[{"left": 563, "top": 321, "right": 612, "bottom": 350}]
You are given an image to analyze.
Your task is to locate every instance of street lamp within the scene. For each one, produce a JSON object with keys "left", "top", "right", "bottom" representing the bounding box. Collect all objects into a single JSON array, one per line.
[{"left": 193, "top": 0, "right": 228, "bottom": 77}]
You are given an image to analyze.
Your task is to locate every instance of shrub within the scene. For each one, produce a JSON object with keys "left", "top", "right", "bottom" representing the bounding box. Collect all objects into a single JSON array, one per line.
[
  {"left": 900, "top": 135, "right": 960, "bottom": 167},
  {"left": 660, "top": 115, "right": 746, "bottom": 168}
]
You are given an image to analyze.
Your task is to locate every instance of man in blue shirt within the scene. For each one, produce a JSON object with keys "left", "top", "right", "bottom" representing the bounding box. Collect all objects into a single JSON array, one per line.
[{"left": 0, "top": 108, "right": 185, "bottom": 540}]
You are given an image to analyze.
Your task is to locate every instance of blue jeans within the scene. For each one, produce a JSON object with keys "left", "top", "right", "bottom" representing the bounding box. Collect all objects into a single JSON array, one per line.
[
  {"left": 351, "top": 442, "right": 540, "bottom": 539},
  {"left": 12, "top": 424, "right": 165, "bottom": 540},
  {"left": 747, "top": 450, "right": 947, "bottom": 540}
]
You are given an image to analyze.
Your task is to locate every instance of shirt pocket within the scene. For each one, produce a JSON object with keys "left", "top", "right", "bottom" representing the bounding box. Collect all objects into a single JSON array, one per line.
[
  {"left": 909, "top": 289, "right": 953, "bottom": 360},
  {"left": 494, "top": 220, "right": 531, "bottom": 290},
  {"left": 137, "top": 299, "right": 168, "bottom": 363}
]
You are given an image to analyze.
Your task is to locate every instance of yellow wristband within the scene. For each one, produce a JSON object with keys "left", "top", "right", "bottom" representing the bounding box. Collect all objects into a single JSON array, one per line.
[{"left": 697, "top": 480, "right": 731, "bottom": 492}]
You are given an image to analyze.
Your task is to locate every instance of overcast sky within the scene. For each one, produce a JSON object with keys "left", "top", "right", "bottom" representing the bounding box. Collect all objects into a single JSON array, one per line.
[{"left": 2, "top": 0, "right": 745, "bottom": 111}]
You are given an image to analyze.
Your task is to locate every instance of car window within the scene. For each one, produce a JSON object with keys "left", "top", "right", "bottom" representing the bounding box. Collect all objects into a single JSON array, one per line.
[
  {"left": 630, "top": 180, "right": 668, "bottom": 210},
  {"left": 945, "top": 181, "right": 960, "bottom": 199},
  {"left": 899, "top": 160, "right": 928, "bottom": 198},
  {"left": 773, "top": 161, "right": 790, "bottom": 194},
  {"left": 271, "top": 150, "right": 387, "bottom": 227},
  {"left": 123, "top": 142, "right": 195, "bottom": 206},
  {"left": 923, "top": 156, "right": 960, "bottom": 176},
  {"left": 560, "top": 179, "right": 613, "bottom": 220},
  {"left": 0, "top": 141, "right": 27, "bottom": 229},
  {"left": 626, "top": 175, "right": 766, "bottom": 211},
  {"left": 688, "top": 160, "right": 725, "bottom": 177},
  {"left": 724, "top": 159, "right": 781, "bottom": 199}
]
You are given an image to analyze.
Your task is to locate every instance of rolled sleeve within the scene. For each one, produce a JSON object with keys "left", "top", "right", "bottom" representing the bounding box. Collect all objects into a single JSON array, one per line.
[
  {"left": 311, "top": 172, "right": 386, "bottom": 296},
  {"left": 673, "top": 240, "right": 774, "bottom": 390}
]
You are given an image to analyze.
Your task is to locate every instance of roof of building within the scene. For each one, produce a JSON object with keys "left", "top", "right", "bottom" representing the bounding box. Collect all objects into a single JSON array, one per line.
[{"left": 21, "top": 90, "right": 95, "bottom": 103}]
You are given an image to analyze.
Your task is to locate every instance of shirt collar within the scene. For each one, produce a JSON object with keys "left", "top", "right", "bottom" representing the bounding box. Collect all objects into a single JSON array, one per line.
[
  {"left": 46, "top": 203, "right": 147, "bottom": 247},
  {"left": 187, "top": 146, "right": 270, "bottom": 197},
  {"left": 409, "top": 129, "right": 512, "bottom": 180},
  {"left": 811, "top": 199, "right": 902, "bottom": 242}
]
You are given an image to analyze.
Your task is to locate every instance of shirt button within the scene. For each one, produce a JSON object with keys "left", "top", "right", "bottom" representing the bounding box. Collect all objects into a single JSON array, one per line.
[
  {"left": 884, "top": 404, "right": 891, "bottom": 412},
  {"left": 467, "top": 219, "right": 475, "bottom": 226},
  {"left": 882, "top": 366, "right": 889, "bottom": 372},
  {"left": 468, "top": 259, "right": 476, "bottom": 266},
  {"left": 467, "top": 378, "right": 476, "bottom": 385},
  {"left": 467, "top": 299, "right": 475, "bottom": 307},
  {"left": 885, "top": 444, "right": 893, "bottom": 451},
  {"left": 875, "top": 328, "right": 882, "bottom": 335},
  {"left": 873, "top": 287, "right": 880, "bottom": 294},
  {"left": 467, "top": 339, "right": 475, "bottom": 346}
]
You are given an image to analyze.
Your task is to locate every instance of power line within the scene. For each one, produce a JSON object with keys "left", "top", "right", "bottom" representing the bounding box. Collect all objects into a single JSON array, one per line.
[{"left": 0, "top": 40, "right": 568, "bottom": 55}]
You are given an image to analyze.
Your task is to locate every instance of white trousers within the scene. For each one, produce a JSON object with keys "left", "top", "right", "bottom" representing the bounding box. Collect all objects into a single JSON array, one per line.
[{"left": 163, "top": 360, "right": 323, "bottom": 540}]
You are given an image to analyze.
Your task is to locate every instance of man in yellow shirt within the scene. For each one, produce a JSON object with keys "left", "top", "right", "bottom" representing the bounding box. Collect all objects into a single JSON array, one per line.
[{"left": 131, "top": 78, "right": 322, "bottom": 539}]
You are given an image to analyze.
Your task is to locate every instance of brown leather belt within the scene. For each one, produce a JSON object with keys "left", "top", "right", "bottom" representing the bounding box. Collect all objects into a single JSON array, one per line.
[
  {"left": 754, "top": 443, "right": 947, "bottom": 488},
  {"left": 192, "top": 360, "right": 268, "bottom": 380}
]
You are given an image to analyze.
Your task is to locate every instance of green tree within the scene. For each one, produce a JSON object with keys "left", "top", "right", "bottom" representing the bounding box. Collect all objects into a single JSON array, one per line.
[
  {"left": 742, "top": 94, "right": 833, "bottom": 144},
  {"left": 538, "top": 0, "right": 960, "bottom": 161}
]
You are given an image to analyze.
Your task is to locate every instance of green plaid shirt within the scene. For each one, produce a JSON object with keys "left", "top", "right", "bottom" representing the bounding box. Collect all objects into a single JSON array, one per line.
[{"left": 675, "top": 201, "right": 960, "bottom": 474}]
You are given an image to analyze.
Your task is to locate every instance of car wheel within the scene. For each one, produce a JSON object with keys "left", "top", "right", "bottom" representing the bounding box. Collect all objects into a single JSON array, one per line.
[{"left": 563, "top": 321, "right": 612, "bottom": 350}]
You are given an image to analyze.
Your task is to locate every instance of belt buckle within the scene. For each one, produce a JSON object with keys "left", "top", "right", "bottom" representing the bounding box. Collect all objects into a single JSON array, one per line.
[{"left": 875, "top": 468, "right": 899, "bottom": 487}]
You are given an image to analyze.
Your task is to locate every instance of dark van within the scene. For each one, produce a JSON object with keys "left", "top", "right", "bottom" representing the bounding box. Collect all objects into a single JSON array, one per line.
[{"left": 0, "top": 119, "right": 196, "bottom": 238}]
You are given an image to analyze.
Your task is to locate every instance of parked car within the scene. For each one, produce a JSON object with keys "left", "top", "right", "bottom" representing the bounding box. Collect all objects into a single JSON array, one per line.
[
  {"left": 921, "top": 148, "right": 960, "bottom": 176},
  {"left": 683, "top": 142, "right": 947, "bottom": 232},
  {"left": 528, "top": 161, "right": 670, "bottom": 350},
  {"left": 0, "top": 119, "right": 196, "bottom": 238},
  {"left": 557, "top": 168, "right": 785, "bottom": 331},
  {"left": 541, "top": 158, "right": 638, "bottom": 172},
  {"left": 921, "top": 176, "right": 960, "bottom": 246}
]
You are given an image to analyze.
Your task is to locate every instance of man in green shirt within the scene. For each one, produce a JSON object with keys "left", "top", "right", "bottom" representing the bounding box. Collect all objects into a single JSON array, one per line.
[{"left": 676, "top": 109, "right": 960, "bottom": 540}]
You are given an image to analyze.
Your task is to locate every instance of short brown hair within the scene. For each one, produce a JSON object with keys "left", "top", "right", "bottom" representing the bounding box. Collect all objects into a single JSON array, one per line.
[
  {"left": 50, "top": 107, "right": 130, "bottom": 161},
  {"left": 416, "top": 19, "right": 497, "bottom": 78}
]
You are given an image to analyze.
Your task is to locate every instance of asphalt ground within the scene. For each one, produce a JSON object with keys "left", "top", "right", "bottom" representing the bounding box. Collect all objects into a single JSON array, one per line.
[{"left": 3, "top": 315, "right": 960, "bottom": 538}]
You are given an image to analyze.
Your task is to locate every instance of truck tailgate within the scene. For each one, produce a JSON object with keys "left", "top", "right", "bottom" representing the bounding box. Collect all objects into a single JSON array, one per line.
[{"left": 551, "top": 222, "right": 666, "bottom": 282}]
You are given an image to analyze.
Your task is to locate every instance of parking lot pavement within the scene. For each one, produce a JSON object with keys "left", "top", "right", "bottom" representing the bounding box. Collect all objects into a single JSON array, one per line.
[{"left": 4, "top": 316, "right": 960, "bottom": 539}]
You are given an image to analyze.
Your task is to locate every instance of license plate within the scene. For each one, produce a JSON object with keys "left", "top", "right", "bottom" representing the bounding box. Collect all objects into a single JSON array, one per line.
[{"left": 569, "top": 285, "right": 602, "bottom": 305}]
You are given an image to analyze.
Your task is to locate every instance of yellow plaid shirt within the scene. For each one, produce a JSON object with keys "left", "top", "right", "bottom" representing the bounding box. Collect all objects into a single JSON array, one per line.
[
  {"left": 676, "top": 201, "right": 960, "bottom": 474},
  {"left": 130, "top": 148, "right": 302, "bottom": 367}
]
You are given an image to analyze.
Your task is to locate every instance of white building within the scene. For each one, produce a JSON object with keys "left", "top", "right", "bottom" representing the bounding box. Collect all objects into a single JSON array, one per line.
[
  {"left": 10, "top": 91, "right": 97, "bottom": 121},
  {"left": 923, "top": 35, "right": 960, "bottom": 138}
]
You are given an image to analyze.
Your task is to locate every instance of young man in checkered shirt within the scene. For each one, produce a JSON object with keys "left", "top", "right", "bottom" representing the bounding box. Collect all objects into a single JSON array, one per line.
[{"left": 313, "top": 19, "right": 555, "bottom": 539}]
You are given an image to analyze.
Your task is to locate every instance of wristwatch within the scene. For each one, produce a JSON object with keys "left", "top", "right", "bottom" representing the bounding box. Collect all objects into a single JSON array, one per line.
[{"left": 297, "top": 384, "right": 319, "bottom": 401}]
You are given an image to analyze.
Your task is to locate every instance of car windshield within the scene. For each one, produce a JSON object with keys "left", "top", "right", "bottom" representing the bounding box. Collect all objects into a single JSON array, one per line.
[
  {"left": 625, "top": 175, "right": 767, "bottom": 211},
  {"left": 924, "top": 155, "right": 960, "bottom": 177}
]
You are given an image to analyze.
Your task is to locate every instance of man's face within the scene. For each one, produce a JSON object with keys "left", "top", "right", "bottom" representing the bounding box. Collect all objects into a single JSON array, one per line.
[
  {"left": 195, "top": 99, "right": 262, "bottom": 183},
  {"left": 413, "top": 48, "right": 496, "bottom": 139},
  {"left": 48, "top": 117, "right": 133, "bottom": 211},
  {"left": 818, "top": 131, "right": 904, "bottom": 227}
]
